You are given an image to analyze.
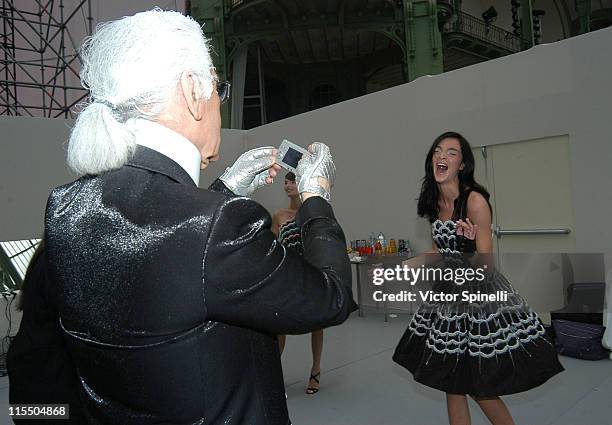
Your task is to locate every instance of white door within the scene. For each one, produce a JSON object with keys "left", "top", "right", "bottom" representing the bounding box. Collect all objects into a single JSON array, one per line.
[{"left": 472, "top": 136, "right": 575, "bottom": 319}]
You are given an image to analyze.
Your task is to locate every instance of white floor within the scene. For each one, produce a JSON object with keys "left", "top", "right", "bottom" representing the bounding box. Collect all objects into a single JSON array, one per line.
[
  {"left": 282, "top": 314, "right": 612, "bottom": 425},
  {"left": 1, "top": 313, "right": 611, "bottom": 424}
]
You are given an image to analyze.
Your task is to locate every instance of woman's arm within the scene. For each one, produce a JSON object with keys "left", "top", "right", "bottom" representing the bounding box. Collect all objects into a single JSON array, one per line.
[
  {"left": 271, "top": 211, "right": 281, "bottom": 237},
  {"left": 430, "top": 239, "right": 439, "bottom": 254},
  {"left": 466, "top": 191, "right": 493, "bottom": 254},
  {"left": 457, "top": 191, "right": 496, "bottom": 271}
]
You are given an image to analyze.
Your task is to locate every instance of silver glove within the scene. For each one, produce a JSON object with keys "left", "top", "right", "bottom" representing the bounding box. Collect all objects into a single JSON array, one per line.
[
  {"left": 295, "top": 142, "right": 336, "bottom": 202},
  {"left": 219, "top": 146, "right": 276, "bottom": 197}
]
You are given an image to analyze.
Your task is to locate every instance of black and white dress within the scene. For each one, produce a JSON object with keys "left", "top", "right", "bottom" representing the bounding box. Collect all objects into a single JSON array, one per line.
[
  {"left": 392, "top": 191, "right": 564, "bottom": 396},
  {"left": 279, "top": 218, "right": 303, "bottom": 255}
]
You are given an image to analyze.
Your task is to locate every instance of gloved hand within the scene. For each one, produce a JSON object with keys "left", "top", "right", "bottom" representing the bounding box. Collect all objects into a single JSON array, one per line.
[
  {"left": 295, "top": 142, "right": 336, "bottom": 202},
  {"left": 219, "top": 147, "right": 277, "bottom": 197}
]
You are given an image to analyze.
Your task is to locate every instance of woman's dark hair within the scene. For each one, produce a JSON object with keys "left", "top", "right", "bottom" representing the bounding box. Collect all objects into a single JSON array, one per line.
[
  {"left": 16, "top": 239, "right": 45, "bottom": 311},
  {"left": 417, "top": 132, "right": 491, "bottom": 222}
]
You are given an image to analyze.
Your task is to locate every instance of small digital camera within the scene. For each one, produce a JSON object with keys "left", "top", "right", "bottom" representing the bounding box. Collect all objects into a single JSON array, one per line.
[{"left": 277, "top": 139, "right": 309, "bottom": 173}]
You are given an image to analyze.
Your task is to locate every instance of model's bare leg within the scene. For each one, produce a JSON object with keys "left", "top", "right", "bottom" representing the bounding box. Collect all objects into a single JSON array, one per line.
[
  {"left": 278, "top": 334, "right": 286, "bottom": 354},
  {"left": 307, "top": 329, "right": 324, "bottom": 393},
  {"left": 447, "top": 393, "right": 471, "bottom": 425},
  {"left": 472, "top": 396, "right": 515, "bottom": 425}
]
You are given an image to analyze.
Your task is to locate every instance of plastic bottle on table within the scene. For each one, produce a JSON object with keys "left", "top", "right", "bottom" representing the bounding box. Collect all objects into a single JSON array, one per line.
[
  {"left": 405, "top": 239, "right": 412, "bottom": 257},
  {"left": 377, "top": 232, "right": 386, "bottom": 252}
]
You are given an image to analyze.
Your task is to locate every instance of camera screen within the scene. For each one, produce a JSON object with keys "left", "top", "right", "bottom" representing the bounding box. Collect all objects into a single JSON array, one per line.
[{"left": 282, "top": 147, "right": 303, "bottom": 168}]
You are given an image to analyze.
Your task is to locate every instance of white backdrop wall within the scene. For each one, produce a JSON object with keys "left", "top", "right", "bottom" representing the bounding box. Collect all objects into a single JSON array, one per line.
[{"left": 0, "top": 117, "right": 75, "bottom": 241}]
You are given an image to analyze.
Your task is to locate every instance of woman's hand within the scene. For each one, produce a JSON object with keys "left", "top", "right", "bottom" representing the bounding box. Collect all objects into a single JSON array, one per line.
[{"left": 456, "top": 218, "right": 477, "bottom": 240}]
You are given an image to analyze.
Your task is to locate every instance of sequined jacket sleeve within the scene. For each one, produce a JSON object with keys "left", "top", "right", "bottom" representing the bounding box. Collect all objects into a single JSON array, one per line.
[
  {"left": 208, "top": 178, "right": 235, "bottom": 197},
  {"left": 203, "top": 194, "right": 356, "bottom": 335}
]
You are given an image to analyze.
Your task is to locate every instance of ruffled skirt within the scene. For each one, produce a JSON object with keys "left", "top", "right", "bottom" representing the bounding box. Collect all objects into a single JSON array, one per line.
[{"left": 392, "top": 264, "right": 564, "bottom": 396}]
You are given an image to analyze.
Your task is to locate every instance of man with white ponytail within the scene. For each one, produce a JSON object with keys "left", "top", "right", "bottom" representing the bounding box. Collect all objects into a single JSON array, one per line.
[{"left": 43, "top": 9, "right": 356, "bottom": 425}]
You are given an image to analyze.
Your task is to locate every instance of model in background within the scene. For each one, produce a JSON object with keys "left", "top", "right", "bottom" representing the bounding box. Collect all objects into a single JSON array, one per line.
[
  {"left": 272, "top": 172, "right": 325, "bottom": 394},
  {"left": 44, "top": 9, "right": 355, "bottom": 424},
  {"left": 7, "top": 240, "right": 83, "bottom": 424},
  {"left": 393, "top": 132, "right": 564, "bottom": 425}
]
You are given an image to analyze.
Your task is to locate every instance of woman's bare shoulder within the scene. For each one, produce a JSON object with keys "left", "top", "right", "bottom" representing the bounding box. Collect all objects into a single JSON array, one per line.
[
  {"left": 273, "top": 208, "right": 297, "bottom": 221},
  {"left": 467, "top": 191, "right": 491, "bottom": 223},
  {"left": 467, "top": 191, "right": 488, "bottom": 210}
]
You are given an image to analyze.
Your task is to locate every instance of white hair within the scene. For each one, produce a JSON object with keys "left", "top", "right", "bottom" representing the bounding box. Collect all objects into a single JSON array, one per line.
[{"left": 68, "top": 9, "right": 215, "bottom": 175}]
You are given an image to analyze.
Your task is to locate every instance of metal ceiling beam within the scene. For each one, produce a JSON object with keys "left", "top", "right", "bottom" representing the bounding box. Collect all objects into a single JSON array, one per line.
[
  {"left": 520, "top": 0, "right": 535, "bottom": 49},
  {"left": 231, "top": 0, "right": 289, "bottom": 29},
  {"left": 402, "top": 0, "right": 443, "bottom": 81},
  {"left": 288, "top": 30, "right": 303, "bottom": 64},
  {"left": 305, "top": 28, "right": 317, "bottom": 61},
  {"left": 372, "top": 31, "right": 377, "bottom": 54},
  {"left": 228, "top": 11, "right": 400, "bottom": 37},
  {"left": 273, "top": 38, "right": 290, "bottom": 64},
  {"left": 190, "top": 0, "right": 230, "bottom": 126},
  {"left": 323, "top": 26, "right": 331, "bottom": 62},
  {"left": 575, "top": 0, "right": 592, "bottom": 34}
]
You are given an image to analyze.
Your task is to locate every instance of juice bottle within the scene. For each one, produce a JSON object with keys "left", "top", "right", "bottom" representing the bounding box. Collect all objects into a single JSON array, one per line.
[{"left": 374, "top": 241, "right": 382, "bottom": 256}]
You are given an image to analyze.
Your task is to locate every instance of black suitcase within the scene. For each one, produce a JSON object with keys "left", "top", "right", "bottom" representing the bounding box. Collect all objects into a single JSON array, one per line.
[{"left": 552, "top": 319, "right": 609, "bottom": 360}]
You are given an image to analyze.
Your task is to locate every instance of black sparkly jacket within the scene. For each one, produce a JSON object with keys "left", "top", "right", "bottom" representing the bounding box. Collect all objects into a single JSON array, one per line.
[{"left": 45, "top": 146, "right": 356, "bottom": 424}]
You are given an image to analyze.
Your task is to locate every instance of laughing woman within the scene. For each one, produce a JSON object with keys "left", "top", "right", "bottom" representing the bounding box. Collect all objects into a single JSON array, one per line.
[{"left": 392, "top": 132, "right": 564, "bottom": 425}]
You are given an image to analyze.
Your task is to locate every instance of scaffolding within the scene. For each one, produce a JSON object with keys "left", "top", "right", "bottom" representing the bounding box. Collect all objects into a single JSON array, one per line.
[{"left": 0, "top": 0, "right": 93, "bottom": 118}]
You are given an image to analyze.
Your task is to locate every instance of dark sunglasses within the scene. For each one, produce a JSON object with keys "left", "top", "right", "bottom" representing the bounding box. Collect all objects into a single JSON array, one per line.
[{"left": 217, "top": 81, "right": 231, "bottom": 104}]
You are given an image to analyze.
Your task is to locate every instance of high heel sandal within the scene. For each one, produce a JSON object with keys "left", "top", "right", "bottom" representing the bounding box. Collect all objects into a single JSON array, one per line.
[{"left": 306, "top": 371, "right": 320, "bottom": 394}]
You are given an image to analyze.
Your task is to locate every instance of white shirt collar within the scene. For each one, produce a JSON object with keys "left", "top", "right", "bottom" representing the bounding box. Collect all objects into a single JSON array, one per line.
[{"left": 126, "top": 118, "right": 201, "bottom": 185}]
